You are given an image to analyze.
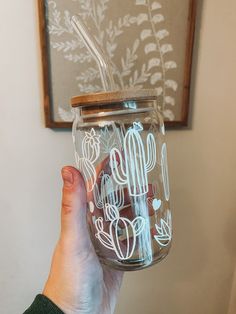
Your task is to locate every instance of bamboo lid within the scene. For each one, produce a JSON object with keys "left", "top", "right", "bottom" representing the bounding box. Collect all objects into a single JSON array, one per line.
[{"left": 71, "top": 89, "right": 158, "bottom": 108}]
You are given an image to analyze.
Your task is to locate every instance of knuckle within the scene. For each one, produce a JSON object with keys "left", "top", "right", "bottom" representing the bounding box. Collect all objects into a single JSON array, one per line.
[{"left": 62, "top": 198, "right": 74, "bottom": 214}]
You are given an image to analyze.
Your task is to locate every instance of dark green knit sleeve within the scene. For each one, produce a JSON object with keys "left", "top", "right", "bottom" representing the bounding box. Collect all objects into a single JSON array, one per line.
[{"left": 23, "top": 294, "right": 64, "bottom": 314}]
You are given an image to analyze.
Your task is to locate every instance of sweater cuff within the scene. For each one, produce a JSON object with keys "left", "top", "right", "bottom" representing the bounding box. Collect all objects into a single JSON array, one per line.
[{"left": 24, "top": 294, "right": 64, "bottom": 314}]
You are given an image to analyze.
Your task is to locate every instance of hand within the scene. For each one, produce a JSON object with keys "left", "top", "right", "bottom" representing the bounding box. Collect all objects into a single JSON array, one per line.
[{"left": 43, "top": 166, "right": 123, "bottom": 314}]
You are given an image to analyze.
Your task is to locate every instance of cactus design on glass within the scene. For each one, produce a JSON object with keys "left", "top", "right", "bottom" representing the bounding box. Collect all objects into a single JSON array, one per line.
[
  {"left": 152, "top": 198, "right": 162, "bottom": 211},
  {"left": 100, "top": 126, "right": 117, "bottom": 153},
  {"left": 110, "top": 122, "right": 157, "bottom": 196},
  {"left": 93, "top": 173, "right": 124, "bottom": 221},
  {"left": 95, "top": 204, "right": 145, "bottom": 260},
  {"left": 161, "top": 143, "right": 170, "bottom": 201},
  {"left": 154, "top": 210, "right": 172, "bottom": 247},
  {"left": 75, "top": 128, "right": 100, "bottom": 192}
]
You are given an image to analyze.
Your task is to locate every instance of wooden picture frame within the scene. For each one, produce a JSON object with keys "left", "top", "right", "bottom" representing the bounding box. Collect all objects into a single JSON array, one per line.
[{"left": 38, "top": 0, "right": 197, "bottom": 128}]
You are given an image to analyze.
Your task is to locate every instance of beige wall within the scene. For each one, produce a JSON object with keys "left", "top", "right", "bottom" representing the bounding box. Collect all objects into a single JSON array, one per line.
[
  {"left": 0, "top": 0, "right": 236, "bottom": 314},
  {"left": 228, "top": 267, "right": 236, "bottom": 314}
]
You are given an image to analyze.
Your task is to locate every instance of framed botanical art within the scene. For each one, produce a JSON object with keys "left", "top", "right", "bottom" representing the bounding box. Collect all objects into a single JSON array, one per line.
[{"left": 38, "top": 0, "right": 197, "bottom": 128}]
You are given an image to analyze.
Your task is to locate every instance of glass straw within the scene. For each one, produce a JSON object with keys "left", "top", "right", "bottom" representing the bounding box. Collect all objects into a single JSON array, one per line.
[{"left": 71, "top": 15, "right": 116, "bottom": 92}]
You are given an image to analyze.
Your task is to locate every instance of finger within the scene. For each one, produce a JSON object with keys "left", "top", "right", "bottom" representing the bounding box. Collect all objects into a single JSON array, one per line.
[{"left": 60, "top": 166, "right": 91, "bottom": 251}]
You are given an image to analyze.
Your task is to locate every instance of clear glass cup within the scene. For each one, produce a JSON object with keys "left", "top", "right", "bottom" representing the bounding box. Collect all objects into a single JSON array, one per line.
[{"left": 71, "top": 89, "right": 172, "bottom": 271}]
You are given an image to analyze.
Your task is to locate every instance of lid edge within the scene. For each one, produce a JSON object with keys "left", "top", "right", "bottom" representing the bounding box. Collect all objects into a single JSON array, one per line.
[{"left": 71, "top": 89, "right": 158, "bottom": 107}]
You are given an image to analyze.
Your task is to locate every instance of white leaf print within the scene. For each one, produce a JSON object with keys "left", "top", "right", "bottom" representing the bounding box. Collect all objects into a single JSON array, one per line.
[
  {"left": 156, "top": 29, "right": 169, "bottom": 40},
  {"left": 64, "top": 52, "right": 92, "bottom": 63},
  {"left": 148, "top": 58, "right": 161, "bottom": 70},
  {"left": 165, "top": 96, "right": 175, "bottom": 106},
  {"left": 128, "top": 16, "right": 137, "bottom": 24},
  {"left": 97, "top": 5, "right": 105, "bottom": 23},
  {"left": 161, "top": 44, "right": 173, "bottom": 54},
  {"left": 151, "top": 2, "right": 162, "bottom": 10},
  {"left": 106, "top": 41, "right": 118, "bottom": 58},
  {"left": 137, "top": 13, "right": 149, "bottom": 25},
  {"left": 121, "top": 40, "right": 139, "bottom": 77},
  {"left": 135, "top": 0, "right": 147, "bottom": 5},
  {"left": 129, "top": 64, "right": 151, "bottom": 87},
  {"left": 163, "top": 109, "right": 175, "bottom": 121},
  {"left": 48, "top": 5, "right": 74, "bottom": 36},
  {"left": 64, "top": 10, "right": 74, "bottom": 33},
  {"left": 156, "top": 87, "right": 163, "bottom": 96},
  {"left": 150, "top": 72, "right": 162, "bottom": 85},
  {"left": 48, "top": 0, "right": 178, "bottom": 121},
  {"left": 133, "top": 38, "right": 140, "bottom": 51},
  {"left": 51, "top": 40, "right": 81, "bottom": 52},
  {"left": 152, "top": 14, "right": 164, "bottom": 23},
  {"left": 140, "top": 29, "right": 152, "bottom": 41},
  {"left": 58, "top": 107, "right": 74, "bottom": 122},
  {"left": 165, "top": 61, "right": 177, "bottom": 70},
  {"left": 165, "top": 80, "right": 178, "bottom": 91},
  {"left": 76, "top": 67, "right": 99, "bottom": 83},
  {"left": 77, "top": 83, "right": 101, "bottom": 93},
  {"left": 145, "top": 43, "right": 157, "bottom": 54}
]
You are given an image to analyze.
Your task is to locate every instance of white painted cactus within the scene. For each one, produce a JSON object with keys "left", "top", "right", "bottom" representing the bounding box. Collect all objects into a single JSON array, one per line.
[
  {"left": 161, "top": 143, "right": 170, "bottom": 201},
  {"left": 154, "top": 211, "right": 172, "bottom": 247},
  {"left": 110, "top": 122, "right": 157, "bottom": 196},
  {"left": 93, "top": 173, "right": 124, "bottom": 221},
  {"left": 75, "top": 128, "right": 100, "bottom": 192},
  {"left": 95, "top": 204, "right": 145, "bottom": 260}
]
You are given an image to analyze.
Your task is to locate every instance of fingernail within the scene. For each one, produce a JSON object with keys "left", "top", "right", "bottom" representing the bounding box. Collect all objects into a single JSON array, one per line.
[{"left": 62, "top": 169, "right": 74, "bottom": 187}]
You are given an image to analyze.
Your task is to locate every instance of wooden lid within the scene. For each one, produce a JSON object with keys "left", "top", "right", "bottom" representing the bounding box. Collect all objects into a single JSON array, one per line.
[{"left": 71, "top": 89, "right": 158, "bottom": 108}]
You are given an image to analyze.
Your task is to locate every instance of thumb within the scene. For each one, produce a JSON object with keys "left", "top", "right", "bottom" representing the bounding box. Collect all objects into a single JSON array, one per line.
[{"left": 60, "top": 166, "right": 91, "bottom": 251}]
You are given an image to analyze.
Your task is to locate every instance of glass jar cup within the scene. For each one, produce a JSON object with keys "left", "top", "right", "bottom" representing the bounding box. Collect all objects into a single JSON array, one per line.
[{"left": 71, "top": 89, "right": 172, "bottom": 271}]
